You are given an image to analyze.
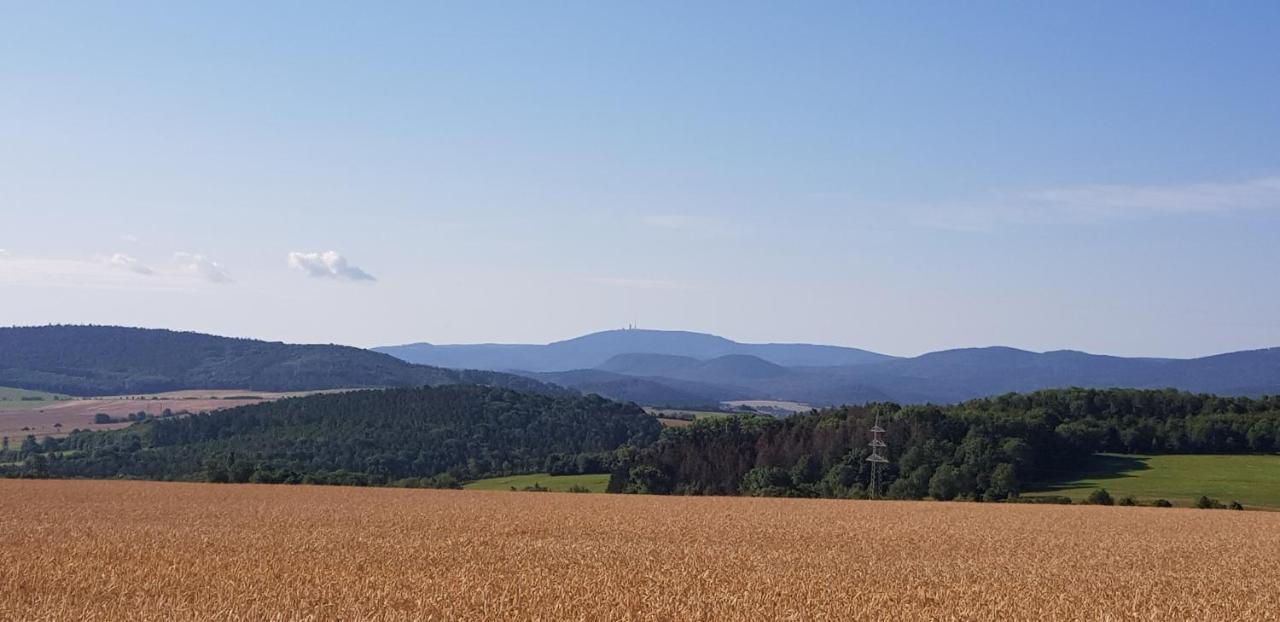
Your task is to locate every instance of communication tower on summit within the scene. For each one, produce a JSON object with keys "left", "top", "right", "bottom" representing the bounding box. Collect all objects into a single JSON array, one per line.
[{"left": 866, "top": 415, "right": 889, "bottom": 499}]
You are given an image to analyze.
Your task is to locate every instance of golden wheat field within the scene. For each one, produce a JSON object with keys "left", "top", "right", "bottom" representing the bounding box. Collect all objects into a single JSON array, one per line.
[{"left": 1, "top": 480, "right": 1278, "bottom": 621}]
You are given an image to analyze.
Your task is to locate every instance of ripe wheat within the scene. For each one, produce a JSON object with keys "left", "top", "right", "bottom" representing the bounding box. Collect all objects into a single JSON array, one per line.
[{"left": 1, "top": 479, "right": 1278, "bottom": 620}]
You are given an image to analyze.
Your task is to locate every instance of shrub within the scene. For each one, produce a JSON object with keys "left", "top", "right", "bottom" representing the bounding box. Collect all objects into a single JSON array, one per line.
[
  {"left": 1152, "top": 499, "right": 1173, "bottom": 508},
  {"left": 1229, "top": 501, "right": 1244, "bottom": 511},
  {"left": 567, "top": 485, "right": 591, "bottom": 493},
  {"left": 1086, "top": 488, "right": 1114, "bottom": 506},
  {"left": 928, "top": 465, "right": 962, "bottom": 501},
  {"left": 740, "top": 467, "right": 794, "bottom": 497},
  {"left": 1118, "top": 496, "right": 1137, "bottom": 506}
]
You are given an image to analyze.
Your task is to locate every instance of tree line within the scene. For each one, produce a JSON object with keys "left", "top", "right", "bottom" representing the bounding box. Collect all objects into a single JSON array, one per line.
[{"left": 608, "top": 388, "right": 1280, "bottom": 499}]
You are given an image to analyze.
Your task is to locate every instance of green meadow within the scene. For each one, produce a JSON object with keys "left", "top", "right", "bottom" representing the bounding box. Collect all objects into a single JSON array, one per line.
[
  {"left": 464, "top": 473, "right": 610, "bottom": 493},
  {"left": 0, "top": 387, "right": 70, "bottom": 411},
  {"left": 1031, "top": 453, "right": 1280, "bottom": 509}
]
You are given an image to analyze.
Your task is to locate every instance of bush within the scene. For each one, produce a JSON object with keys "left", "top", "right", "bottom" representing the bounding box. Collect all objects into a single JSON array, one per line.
[
  {"left": 1118, "top": 496, "right": 1137, "bottom": 506},
  {"left": 928, "top": 465, "right": 962, "bottom": 501},
  {"left": 1195, "top": 495, "right": 1224, "bottom": 509},
  {"left": 740, "top": 466, "right": 794, "bottom": 497},
  {"left": 567, "top": 485, "right": 591, "bottom": 493},
  {"left": 1152, "top": 499, "right": 1173, "bottom": 508},
  {"left": 1085, "top": 488, "right": 1114, "bottom": 506},
  {"left": 1229, "top": 501, "right": 1244, "bottom": 511}
]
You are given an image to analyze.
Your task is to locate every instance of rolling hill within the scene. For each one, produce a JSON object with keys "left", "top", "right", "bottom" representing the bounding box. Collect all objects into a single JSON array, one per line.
[
  {"left": 375, "top": 329, "right": 895, "bottom": 371},
  {"left": 0, "top": 325, "right": 561, "bottom": 396},
  {"left": 380, "top": 331, "right": 1280, "bottom": 406},
  {"left": 4, "top": 384, "right": 660, "bottom": 483},
  {"left": 837, "top": 346, "right": 1280, "bottom": 403}
]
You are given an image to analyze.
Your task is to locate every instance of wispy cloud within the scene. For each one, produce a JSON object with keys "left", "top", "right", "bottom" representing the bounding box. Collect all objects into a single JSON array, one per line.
[
  {"left": 640, "top": 213, "right": 747, "bottom": 238},
  {"left": 0, "top": 256, "right": 195, "bottom": 292},
  {"left": 287, "top": 251, "right": 376, "bottom": 282},
  {"left": 174, "top": 252, "right": 232, "bottom": 283},
  {"left": 587, "top": 276, "right": 691, "bottom": 290},
  {"left": 120, "top": 233, "right": 140, "bottom": 243},
  {"left": 911, "top": 175, "right": 1280, "bottom": 231},
  {"left": 643, "top": 214, "right": 701, "bottom": 231},
  {"left": 108, "top": 253, "right": 153, "bottom": 275}
]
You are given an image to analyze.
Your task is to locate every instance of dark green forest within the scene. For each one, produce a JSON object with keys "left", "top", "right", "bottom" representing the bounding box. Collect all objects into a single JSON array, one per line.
[
  {"left": 0, "top": 385, "right": 659, "bottom": 486},
  {"left": 609, "top": 388, "right": 1280, "bottom": 499},
  {"left": 5, "top": 386, "right": 1278, "bottom": 500},
  {"left": 0, "top": 325, "right": 561, "bottom": 396}
]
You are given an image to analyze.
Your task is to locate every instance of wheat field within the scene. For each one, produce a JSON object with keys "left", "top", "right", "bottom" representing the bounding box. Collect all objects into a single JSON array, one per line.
[{"left": 1, "top": 480, "right": 1278, "bottom": 621}]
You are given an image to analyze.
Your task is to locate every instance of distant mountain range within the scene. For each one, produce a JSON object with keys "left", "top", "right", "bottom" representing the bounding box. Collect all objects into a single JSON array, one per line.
[
  {"left": 378, "top": 329, "right": 1280, "bottom": 406},
  {"left": 3, "top": 325, "right": 1274, "bottom": 406},
  {"left": 0, "top": 326, "right": 559, "bottom": 396},
  {"left": 376, "top": 329, "right": 893, "bottom": 371}
]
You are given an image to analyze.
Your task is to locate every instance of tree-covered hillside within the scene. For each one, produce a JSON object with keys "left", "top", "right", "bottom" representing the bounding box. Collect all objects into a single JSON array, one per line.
[
  {"left": 2, "top": 385, "right": 659, "bottom": 485},
  {"left": 0, "top": 325, "right": 560, "bottom": 396},
  {"left": 609, "top": 388, "right": 1280, "bottom": 499}
]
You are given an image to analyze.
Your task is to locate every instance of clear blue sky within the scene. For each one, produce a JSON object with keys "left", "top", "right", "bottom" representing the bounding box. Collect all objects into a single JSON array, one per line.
[{"left": 2, "top": 2, "right": 1278, "bottom": 357}]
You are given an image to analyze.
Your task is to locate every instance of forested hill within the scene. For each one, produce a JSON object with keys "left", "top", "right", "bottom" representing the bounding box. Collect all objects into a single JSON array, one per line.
[
  {"left": 0, "top": 325, "right": 560, "bottom": 396},
  {"left": 609, "top": 388, "right": 1280, "bottom": 499},
  {"left": 5, "top": 385, "right": 660, "bottom": 484}
]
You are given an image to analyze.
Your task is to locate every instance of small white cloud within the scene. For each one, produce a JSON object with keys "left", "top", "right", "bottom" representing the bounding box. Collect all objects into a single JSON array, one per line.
[
  {"left": 287, "top": 251, "right": 376, "bottom": 282},
  {"left": 108, "top": 253, "right": 153, "bottom": 275},
  {"left": 0, "top": 249, "right": 9, "bottom": 258},
  {"left": 120, "top": 233, "right": 140, "bottom": 243},
  {"left": 174, "top": 252, "right": 232, "bottom": 283}
]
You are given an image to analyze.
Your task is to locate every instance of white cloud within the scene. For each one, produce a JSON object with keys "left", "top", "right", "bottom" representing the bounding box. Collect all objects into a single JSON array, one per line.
[
  {"left": 174, "top": 252, "right": 232, "bottom": 283},
  {"left": 911, "top": 175, "right": 1280, "bottom": 231},
  {"left": 120, "top": 233, "right": 139, "bottom": 243},
  {"left": 0, "top": 249, "right": 8, "bottom": 258},
  {"left": 287, "top": 251, "right": 376, "bottom": 282},
  {"left": 108, "top": 253, "right": 153, "bottom": 275}
]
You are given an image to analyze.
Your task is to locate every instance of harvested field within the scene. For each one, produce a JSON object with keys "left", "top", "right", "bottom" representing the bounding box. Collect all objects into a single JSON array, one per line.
[
  {"left": 0, "top": 389, "right": 342, "bottom": 439},
  {"left": 2, "top": 480, "right": 1279, "bottom": 620}
]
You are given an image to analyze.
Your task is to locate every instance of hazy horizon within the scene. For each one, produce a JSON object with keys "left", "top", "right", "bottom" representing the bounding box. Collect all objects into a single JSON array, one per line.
[
  {"left": 4, "top": 3, "right": 1279, "bottom": 358},
  {"left": 5, "top": 322, "right": 1278, "bottom": 361}
]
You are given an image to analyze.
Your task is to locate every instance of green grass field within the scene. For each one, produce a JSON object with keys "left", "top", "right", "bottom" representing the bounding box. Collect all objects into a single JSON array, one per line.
[
  {"left": 0, "top": 387, "right": 70, "bottom": 411},
  {"left": 464, "top": 473, "right": 610, "bottom": 493},
  {"left": 1031, "top": 453, "right": 1280, "bottom": 509}
]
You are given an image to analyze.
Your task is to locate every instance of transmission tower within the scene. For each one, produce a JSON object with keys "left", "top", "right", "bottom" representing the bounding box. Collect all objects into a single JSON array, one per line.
[{"left": 866, "top": 415, "right": 889, "bottom": 499}]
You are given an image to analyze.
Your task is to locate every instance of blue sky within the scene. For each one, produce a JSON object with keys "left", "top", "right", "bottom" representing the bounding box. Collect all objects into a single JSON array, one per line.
[{"left": 2, "top": 2, "right": 1278, "bottom": 357}]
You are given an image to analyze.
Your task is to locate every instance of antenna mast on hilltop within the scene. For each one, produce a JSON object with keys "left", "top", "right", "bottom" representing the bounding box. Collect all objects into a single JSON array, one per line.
[{"left": 866, "top": 415, "right": 889, "bottom": 499}]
